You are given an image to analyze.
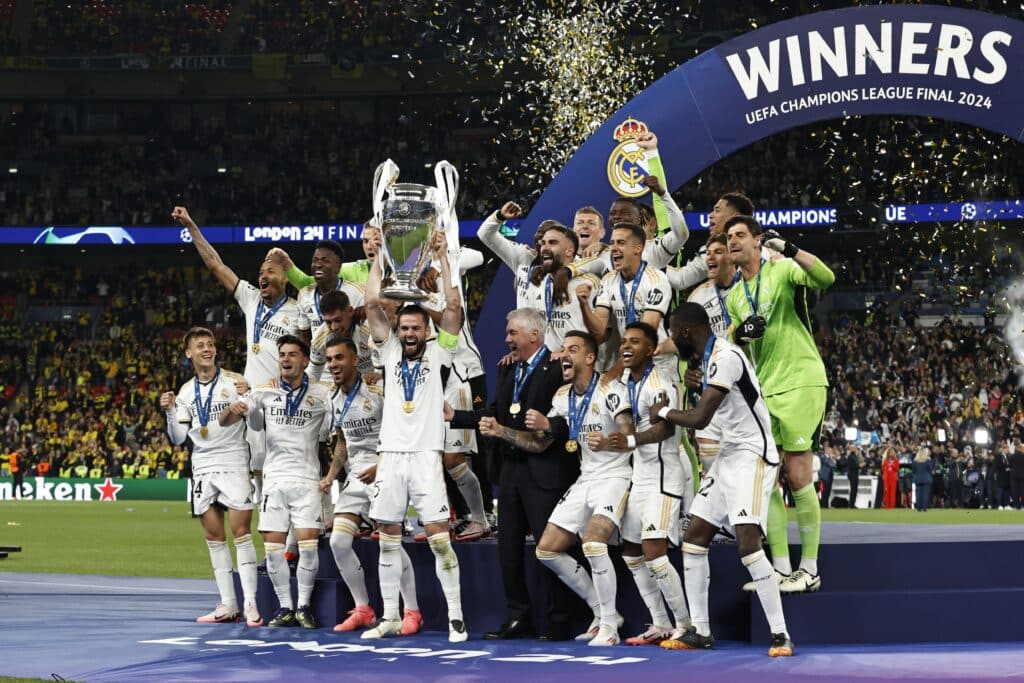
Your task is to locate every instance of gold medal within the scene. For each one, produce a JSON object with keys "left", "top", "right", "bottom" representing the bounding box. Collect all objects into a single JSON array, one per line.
[
  {"left": 252, "top": 343, "right": 261, "bottom": 355},
  {"left": 403, "top": 401, "right": 415, "bottom": 413},
  {"left": 200, "top": 426, "right": 209, "bottom": 438},
  {"left": 509, "top": 402, "right": 521, "bottom": 415},
  {"left": 566, "top": 439, "right": 578, "bottom": 453}
]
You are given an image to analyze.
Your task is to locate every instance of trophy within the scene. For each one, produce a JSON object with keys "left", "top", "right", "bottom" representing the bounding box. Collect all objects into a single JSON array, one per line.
[{"left": 372, "top": 159, "right": 460, "bottom": 301}]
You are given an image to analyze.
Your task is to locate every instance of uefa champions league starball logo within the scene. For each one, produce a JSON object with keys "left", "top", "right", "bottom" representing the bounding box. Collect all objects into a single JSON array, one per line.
[
  {"left": 960, "top": 203, "right": 977, "bottom": 220},
  {"left": 33, "top": 227, "right": 136, "bottom": 245},
  {"left": 179, "top": 228, "right": 193, "bottom": 243}
]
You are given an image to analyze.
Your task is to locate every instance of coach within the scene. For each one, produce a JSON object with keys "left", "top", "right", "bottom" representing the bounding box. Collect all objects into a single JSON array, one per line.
[{"left": 448, "top": 308, "right": 581, "bottom": 641}]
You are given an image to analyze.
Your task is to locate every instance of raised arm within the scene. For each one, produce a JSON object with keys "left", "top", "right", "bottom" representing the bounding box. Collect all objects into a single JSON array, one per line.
[
  {"left": 761, "top": 231, "right": 836, "bottom": 289},
  {"left": 364, "top": 255, "right": 392, "bottom": 344},
  {"left": 478, "top": 203, "right": 535, "bottom": 270},
  {"left": 267, "top": 247, "right": 316, "bottom": 290},
  {"left": 434, "top": 232, "right": 462, "bottom": 338},
  {"left": 173, "top": 206, "right": 239, "bottom": 292}
]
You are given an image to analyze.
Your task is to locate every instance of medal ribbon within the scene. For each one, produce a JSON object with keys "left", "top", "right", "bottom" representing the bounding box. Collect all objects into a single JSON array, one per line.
[
  {"left": 701, "top": 335, "right": 717, "bottom": 392},
  {"left": 619, "top": 261, "right": 647, "bottom": 324},
  {"left": 400, "top": 356, "right": 423, "bottom": 406},
  {"left": 253, "top": 294, "right": 288, "bottom": 347},
  {"left": 741, "top": 258, "right": 766, "bottom": 317},
  {"left": 194, "top": 368, "right": 220, "bottom": 430},
  {"left": 281, "top": 374, "right": 309, "bottom": 417},
  {"left": 332, "top": 376, "right": 362, "bottom": 428},
  {"left": 512, "top": 347, "right": 548, "bottom": 407},
  {"left": 627, "top": 362, "right": 653, "bottom": 426},
  {"left": 568, "top": 373, "right": 599, "bottom": 441}
]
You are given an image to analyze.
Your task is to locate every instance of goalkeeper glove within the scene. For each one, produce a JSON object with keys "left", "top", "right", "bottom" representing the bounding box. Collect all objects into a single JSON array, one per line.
[
  {"left": 761, "top": 229, "right": 798, "bottom": 258},
  {"left": 737, "top": 315, "right": 766, "bottom": 343}
]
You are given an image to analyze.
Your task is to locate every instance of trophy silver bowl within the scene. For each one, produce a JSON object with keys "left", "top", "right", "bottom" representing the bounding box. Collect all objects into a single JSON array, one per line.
[{"left": 379, "top": 183, "right": 437, "bottom": 301}]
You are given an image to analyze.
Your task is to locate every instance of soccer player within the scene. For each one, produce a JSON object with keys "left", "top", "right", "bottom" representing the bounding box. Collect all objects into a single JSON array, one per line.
[
  {"left": 725, "top": 215, "right": 835, "bottom": 594},
  {"left": 308, "top": 290, "right": 375, "bottom": 381},
  {"left": 486, "top": 330, "right": 632, "bottom": 646},
  {"left": 583, "top": 222, "right": 675, "bottom": 380},
  {"left": 606, "top": 322, "right": 692, "bottom": 645},
  {"left": 651, "top": 303, "right": 794, "bottom": 657},
  {"left": 322, "top": 336, "right": 422, "bottom": 635},
  {"left": 220, "top": 335, "right": 332, "bottom": 629},
  {"left": 666, "top": 192, "right": 755, "bottom": 293},
  {"left": 522, "top": 224, "right": 603, "bottom": 352},
  {"left": 477, "top": 201, "right": 546, "bottom": 308},
  {"left": 174, "top": 206, "right": 303, "bottom": 509},
  {"left": 363, "top": 230, "right": 468, "bottom": 643},
  {"left": 685, "top": 233, "right": 738, "bottom": 474},
  {"left": 277, "top": 223, "right": 382, "bottom": 290},
  {"left": 159, "top": 327, "right": 261, "bottom": 627},
  {"left": 267, "top": 240, "right": 365, "bottom": 337}
]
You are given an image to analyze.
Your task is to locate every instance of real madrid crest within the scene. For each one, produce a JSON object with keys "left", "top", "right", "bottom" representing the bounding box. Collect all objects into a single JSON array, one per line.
[{"left": 606, "top": 117, "right": 651, "bottom": 198}]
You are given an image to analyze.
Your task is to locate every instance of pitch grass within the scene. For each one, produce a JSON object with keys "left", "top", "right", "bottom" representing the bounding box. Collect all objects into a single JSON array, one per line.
[{"left": 0, "top": 500, "right": 1021, "bottom": 578}]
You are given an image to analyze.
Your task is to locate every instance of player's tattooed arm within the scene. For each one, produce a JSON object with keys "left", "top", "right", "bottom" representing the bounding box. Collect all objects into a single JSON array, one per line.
[
  {"left": 320, "top": 434, "right": 348, "bottom": 493},
  {"left": 173, "top": 206, "right": 239, "bottom": 292},
  {"left": 479, "top": 414, "right": 553, "bottom": 453}
]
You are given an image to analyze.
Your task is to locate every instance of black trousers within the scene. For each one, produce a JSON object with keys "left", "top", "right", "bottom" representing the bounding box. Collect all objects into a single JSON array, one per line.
[
  {"left": 848, "top": 473, "right": 859, "bottom": 508},
  {"left": 498, "top": 459, "right": 577, "bottom": 630}
]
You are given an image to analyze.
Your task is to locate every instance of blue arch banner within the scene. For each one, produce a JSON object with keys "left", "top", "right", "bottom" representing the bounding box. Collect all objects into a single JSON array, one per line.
[{"left": 476, "top": 4, "right": 1024, "bottom": 373}]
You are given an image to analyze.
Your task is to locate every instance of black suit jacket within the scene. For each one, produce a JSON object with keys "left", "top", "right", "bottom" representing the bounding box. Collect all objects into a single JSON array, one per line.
[{"left": 452, "top": 354, "right": 579, "bottom": 491}]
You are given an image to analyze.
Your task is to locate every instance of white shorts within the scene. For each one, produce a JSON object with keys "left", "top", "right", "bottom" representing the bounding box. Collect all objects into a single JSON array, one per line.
[
  {"left": 258, "top": 478, "right": 323, "bottom": 532},
  {"left": 246, "top": 429, "right": 266, "bottom": 471},
  {"left": 688, "top": 450, "right": 778, "bottom": 534},
  {"left": 191, "top": 472, "right": 255, "bottom": 517},
  {"left": 620, "top": 486, "right": 681, "bottom": 545},
  {"left": 444, "top": 378, "right": 477, "bottom": 454},
  {"left": 370, "top": 450, "right": 448, "bottom": 524},
  {"left": 548, "top": 477, "right": 630, "bottom": 535},
  {"left": 333, "top": 471, "right": 372, "bottom": 520}
]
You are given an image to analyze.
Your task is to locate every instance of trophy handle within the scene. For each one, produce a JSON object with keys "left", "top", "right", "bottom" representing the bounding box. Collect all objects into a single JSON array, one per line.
[
  {"left": 434, "top": 161, "right": 461, "bottom": 287},
  {"left": 372, "top": 159, "right": 400, "bottom": 226}
]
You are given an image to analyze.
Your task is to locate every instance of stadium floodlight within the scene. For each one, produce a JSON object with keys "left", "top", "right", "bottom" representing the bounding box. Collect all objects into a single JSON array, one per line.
[
  {"left": 844, "top": 427, "right": 858, "bottom": 442},
  {"left": 937, "top": 428, "right": 947, "bottom": 443},
  {"left": 217, "top": 166, "right": 227, "bottom": 174},
  {"left": 7, "top": 167, "right": 16, "bottom": 174},
  {"left": 974, "top": 429, "right": 990, "bottom": 445}
]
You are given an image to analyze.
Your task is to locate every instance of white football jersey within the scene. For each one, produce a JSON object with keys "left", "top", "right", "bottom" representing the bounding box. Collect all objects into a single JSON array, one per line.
[
  {"left": 296, "top": 280, "right": 366, "bottom": 330},
  {"left": 703, "top": 337, "right": 778, "bottom": 463},
  {"left": 687, "top": 280, "right": 736, "bottom": 338},
  {"left": 308, "top": 321, "right": 375, "bottom": 381},
  {"left": 476, "top": 212, "right": 536, "bottom": 308},
  {"left": 174, "top": 370, "right": 249, "bottom": 475},
  {"left": 378, "top": 334, "right": 454, "bottom": 453},
  {"left": 233, "top": 281, "right": 302, "bottom": 386},
  {"left": 595, "top": 262, "right": 672, "bottom": 343},
  {"left": 523, "top": 272, "right": 601, "bottom": 352},
  {"left": 331, "top": 378, "right": 383, "bottom": 472},
  {"left": 247, "top": 380, "right": 332, "bottom": 481},
  {"left": 620, "top": 366, "right": 686, "bottom": 496},
  {"left": 549, "top": 379, "right": 633, "bottom": 482}
]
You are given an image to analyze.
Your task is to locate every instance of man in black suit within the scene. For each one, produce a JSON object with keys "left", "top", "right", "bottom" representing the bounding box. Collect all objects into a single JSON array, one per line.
[{"left": 447, "top": 307, "right": 581, "bottom": 641}]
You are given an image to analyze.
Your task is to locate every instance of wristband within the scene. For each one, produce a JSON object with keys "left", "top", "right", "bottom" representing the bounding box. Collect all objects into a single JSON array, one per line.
[
  {"left": 626, "top": 435, "right": 637, "bottom": 449},
  {"left": 658, "top": 407, "right": 671, "bottom": 420}
]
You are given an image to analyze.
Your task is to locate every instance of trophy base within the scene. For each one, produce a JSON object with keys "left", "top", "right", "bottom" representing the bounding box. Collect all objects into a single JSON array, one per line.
[{"left": 381, "top": 286, "right": 430, "bottom": 302}]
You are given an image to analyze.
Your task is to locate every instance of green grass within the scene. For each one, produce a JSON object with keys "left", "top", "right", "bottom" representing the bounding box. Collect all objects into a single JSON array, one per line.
[
  {"left": 0, "top": 501, "right": 1020, "bottom": 579},
  {"left": 0, "top": 500, "right": 264, "bottom": 578}
]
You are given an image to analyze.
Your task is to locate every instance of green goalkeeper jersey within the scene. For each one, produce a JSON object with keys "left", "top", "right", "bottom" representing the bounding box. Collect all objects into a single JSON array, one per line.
[
  {"left": 286, "top": 259, "right": 370, "bottom": 290},
  {"left": 725, "top": 257, "right": 835, "bottom": 396}
]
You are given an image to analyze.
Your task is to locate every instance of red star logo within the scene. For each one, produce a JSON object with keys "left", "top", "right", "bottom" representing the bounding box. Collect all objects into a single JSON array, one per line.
[{"left": 94, "top": 477, "right": 123, "bottom": 502}]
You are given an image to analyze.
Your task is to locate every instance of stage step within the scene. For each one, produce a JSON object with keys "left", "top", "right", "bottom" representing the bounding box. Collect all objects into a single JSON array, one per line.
[{"left": 750, "top": 587, "right": 1024, "bottom": 645}]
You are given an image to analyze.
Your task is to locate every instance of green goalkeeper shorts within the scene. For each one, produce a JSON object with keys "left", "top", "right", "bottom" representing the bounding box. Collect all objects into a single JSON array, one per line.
[{"left": 765, "top": 386, "right": 826, "bottom": 453}]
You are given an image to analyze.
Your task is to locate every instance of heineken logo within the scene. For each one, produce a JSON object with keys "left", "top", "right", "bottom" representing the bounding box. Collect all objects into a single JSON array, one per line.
[{"left": 0, "top": 476, "right": 190, "bottom": 502}]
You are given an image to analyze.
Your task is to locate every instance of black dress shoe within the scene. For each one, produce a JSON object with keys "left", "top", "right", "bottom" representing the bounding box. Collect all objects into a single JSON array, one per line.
[
  {"left": 538, "top": 627, "right": 571, "bottom": 642},
  {"left": 484, "top": 619, "right": 534, "bottom": 640}
]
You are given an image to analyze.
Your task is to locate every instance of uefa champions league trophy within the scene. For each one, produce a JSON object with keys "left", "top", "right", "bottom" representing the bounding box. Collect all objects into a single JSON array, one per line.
[{"left": 371, "top": 158, "right": 460, "bottom": 301}]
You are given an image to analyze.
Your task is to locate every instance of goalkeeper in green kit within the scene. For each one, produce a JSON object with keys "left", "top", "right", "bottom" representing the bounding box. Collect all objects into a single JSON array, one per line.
[{"left": 723, "top": 215, "right": 834, "bottom": 594}]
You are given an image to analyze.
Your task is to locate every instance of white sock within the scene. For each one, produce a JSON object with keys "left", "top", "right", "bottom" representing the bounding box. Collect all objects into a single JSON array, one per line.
[
  {"left": 583, "top": 541, "right": 617, "bottom": 624},
  {"left": 625, "top": 554, "right": 669, "bottom": 627},
  {"left": 773, "top": 555, "right": 793, "bottom": 575},
  {"left": 447, "top": 461, "right": 486, "bottom": 523},
  {"left": 285, "top": 527, "right": 298, "bottom": 558},
  {"left": 647, "top": 555, "right": 690, "bottom": 629},
  {"left": 744, "top": 549, "right": 788, "bottom": 635},
  {"left": 427, "top": 532, "right": 463, "bottom": 622},
  {"left": 536, "top": 548, "right": 598, "bottom": 613},
  {"left": 799, "top": 558, "right": 819, "bottom": 575},
  {"left": 682, "top": 542, "right": 711, "bottom": 636},
  {"left": 264, "top": 541, "right": 293, "bottom": 610},
  {"left": 234, "top": 533, "right": 258, "bottom": 605},
  {"left": 206, "top": 539, "right": 237, "bottom": 610},
  {"left": 398, "top": 545, "right": 419, "bottom": 611},
  {"left": 330, "top": 520, "right": 369, "bottom": 606},
  {"left": 296, "top": 539, "right": 319, "bottom": 609},
  {"left": 378, "top": 533, "right": 403, "bottom": 621}
]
